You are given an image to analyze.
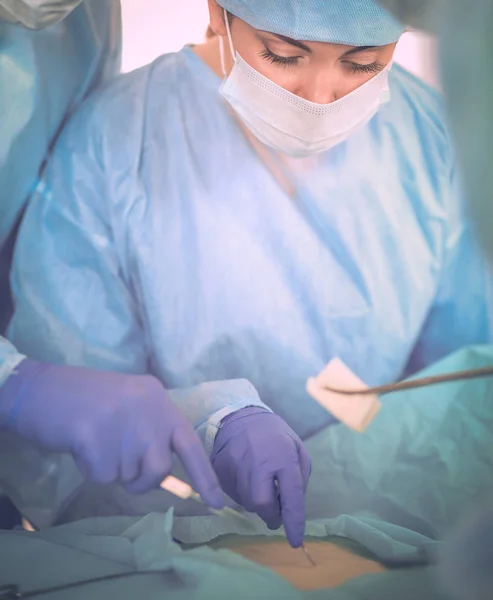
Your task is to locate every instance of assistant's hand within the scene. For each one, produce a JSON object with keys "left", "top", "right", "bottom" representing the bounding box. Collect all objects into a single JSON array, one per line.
[
  {"left": 0, "top": 359, "right": 224, "bottom": 508},
  {"left": 210, "top": 407, "right": 311, "bottom": 548}
]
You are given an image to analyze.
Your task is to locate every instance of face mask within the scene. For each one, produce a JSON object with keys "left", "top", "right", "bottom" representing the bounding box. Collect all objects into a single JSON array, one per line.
[
  {"left": 218, "top": 12, "right": 392, "bottom": 158},
  {"left": 0, "top": 0, "right": 81, "bottom": 30}
]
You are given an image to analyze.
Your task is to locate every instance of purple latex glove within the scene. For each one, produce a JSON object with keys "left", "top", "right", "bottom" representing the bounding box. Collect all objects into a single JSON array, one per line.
[
  {"left": 0, "top": 359, "right": 224, "bottom": 507},
  {"left": 211, "top": 407, "right": 311, "bottom": 548}
]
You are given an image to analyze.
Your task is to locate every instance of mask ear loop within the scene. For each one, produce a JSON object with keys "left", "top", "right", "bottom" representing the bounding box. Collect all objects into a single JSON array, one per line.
[
  {"left": 219, "top": 8, "right": 236, "bottom": 77},
  {"left": 223, "top": 9, "right": 235, "bottom": 58},
  {"left": 219, "top": 35, "right": 227, "bottom": 76}
]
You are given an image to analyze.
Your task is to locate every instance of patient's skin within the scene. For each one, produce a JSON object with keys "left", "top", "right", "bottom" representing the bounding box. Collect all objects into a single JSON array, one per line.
[{"left": 208, "top": 536, "right": 387, "bottom": 590}]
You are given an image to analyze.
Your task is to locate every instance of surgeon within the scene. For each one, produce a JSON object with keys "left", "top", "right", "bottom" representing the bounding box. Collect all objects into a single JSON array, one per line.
[
  {"left": 0, "top": 0, "right": 225, "bottom": 516},
  {"left": 378, "top": 3, "right": 493, "bottom": 599},
  {"left": 7, "top": 0, "right": 493, "bottom": 548}
]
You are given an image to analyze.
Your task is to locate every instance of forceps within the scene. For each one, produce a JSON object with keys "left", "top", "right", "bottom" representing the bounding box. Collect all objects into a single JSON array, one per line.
[{"left": 323, "top": 365, "right": 493, "bottom": 396}]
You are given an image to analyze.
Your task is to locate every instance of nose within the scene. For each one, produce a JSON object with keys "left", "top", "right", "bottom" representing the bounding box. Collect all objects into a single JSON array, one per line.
[{"left": 295, "top": 70, "right": 339, "bottom": 105}]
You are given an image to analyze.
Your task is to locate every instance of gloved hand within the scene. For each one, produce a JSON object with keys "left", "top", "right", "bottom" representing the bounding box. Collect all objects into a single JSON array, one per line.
[
  {"left": 210, "top": 406, "right": 311, "bottom": 548},
  {"left": 0, "top": 358, "right": 224, "bottom": 507}
]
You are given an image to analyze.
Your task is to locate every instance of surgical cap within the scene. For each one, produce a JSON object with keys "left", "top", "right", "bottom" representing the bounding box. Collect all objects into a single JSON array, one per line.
[{"left": 216, "top": 0, "right": 405, "bottom": 46}]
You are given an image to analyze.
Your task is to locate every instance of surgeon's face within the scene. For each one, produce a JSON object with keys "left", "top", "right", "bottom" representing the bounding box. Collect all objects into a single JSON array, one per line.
[{"left": 208, "top": 2, "right": 397, "bottom": 104}]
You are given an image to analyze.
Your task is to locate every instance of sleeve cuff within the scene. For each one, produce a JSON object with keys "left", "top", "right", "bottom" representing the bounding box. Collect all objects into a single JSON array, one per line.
[
  {"left": 0, "top": 347, "right": 26, "bottom": 389},
  {"left": 168, "top": 378, "right": 271, "bottom": 455},
  {"left": 202, "top": 396, "right": 272, "bottom": 455}
]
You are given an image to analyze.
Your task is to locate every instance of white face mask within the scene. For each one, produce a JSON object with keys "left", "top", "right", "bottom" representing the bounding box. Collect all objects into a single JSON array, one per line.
[{"left": 218, "top": 13, "right": 392, "bottom": 158}]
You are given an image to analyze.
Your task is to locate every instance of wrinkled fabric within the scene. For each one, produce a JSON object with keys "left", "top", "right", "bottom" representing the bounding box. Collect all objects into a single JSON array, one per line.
[
  {"left": 217, "top": 0, "right": 404, "bottom": 46},
  {"left": 6, "top": 46, "right": 493, "bottom": 523},
  {"left": 0, "top": 0, "right": 82, "bottom": 29},
  {"left": 0, "top": 512, "right": 452, "bottom": 599},
  {"left": 0, "top": 0, "right": 121, "bottom": 249}
]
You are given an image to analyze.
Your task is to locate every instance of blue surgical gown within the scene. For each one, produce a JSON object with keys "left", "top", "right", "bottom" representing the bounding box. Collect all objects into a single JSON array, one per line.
[
  {"left": 0, "top": 0, "right": 121, "bottom": 249},
  {"left": 8, "top": 47, "right": 493, "bottom": 451}
]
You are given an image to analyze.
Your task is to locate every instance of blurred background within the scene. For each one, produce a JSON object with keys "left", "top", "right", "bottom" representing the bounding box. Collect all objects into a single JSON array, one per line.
[{"left": 120, "top": 0, "right": 439, "bottom": 87}]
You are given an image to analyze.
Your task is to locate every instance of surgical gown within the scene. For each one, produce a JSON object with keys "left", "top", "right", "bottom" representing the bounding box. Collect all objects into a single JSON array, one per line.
[
  {"left": 0, "top": 0, "right": 121, "bottom": 250},
  {"left": 0, "top": 0, "right": 121, "bottom": 336},
  {"left": 8, "top": 47, "right": 493, "bottom": 452}
]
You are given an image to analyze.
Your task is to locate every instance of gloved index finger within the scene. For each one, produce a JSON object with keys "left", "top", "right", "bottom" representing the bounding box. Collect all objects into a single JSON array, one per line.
[
  {"left": 276, "top": 455, "right": 306, "bottom": 549},
  {"left": 172, "top": 426, "right": 225, "bottom": 510}
]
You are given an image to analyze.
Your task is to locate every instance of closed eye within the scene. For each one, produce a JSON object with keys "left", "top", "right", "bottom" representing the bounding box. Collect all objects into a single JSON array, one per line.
[
  {"left": 259, "top": 47, "right": 301, "bottom": 67},
  {"left": 345, "top": 60, "right": 384, "bottom": 75}
]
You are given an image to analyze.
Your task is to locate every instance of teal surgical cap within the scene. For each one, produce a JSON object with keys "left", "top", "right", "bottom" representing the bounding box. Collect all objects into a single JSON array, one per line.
[{"left": 216, "top": 0, "right": 405, "bottom": 46}]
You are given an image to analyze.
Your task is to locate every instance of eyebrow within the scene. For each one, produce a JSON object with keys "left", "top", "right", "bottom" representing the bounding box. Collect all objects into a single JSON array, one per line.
[
  {"left": 262, "top": 37, "right": 379, "bottom": 57},
  {"left": 343, "top": 45, "right": 378, "bottom": 56},
  {"left": 269, "top": 33, "right": 312, "bottom": 53}
]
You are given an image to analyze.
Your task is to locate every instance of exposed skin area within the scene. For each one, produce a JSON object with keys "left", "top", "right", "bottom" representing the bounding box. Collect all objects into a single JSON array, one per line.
[{"left": 207, "top": 535, "right": 386, "bottom": 590}]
